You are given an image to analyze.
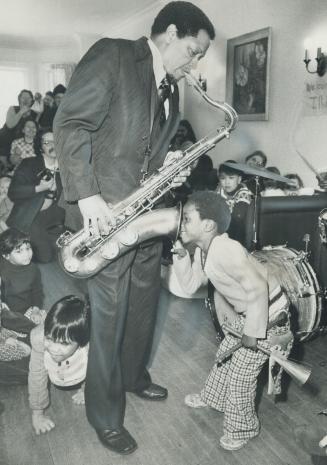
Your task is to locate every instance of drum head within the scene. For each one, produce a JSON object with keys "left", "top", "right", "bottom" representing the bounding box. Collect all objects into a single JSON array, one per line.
[{"left": 253, "top": 247, "right": 322, "bottom": 341}]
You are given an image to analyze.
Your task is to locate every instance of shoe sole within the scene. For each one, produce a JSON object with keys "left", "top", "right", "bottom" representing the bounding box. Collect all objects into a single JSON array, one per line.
[
  {"left": 219, "top": 440, "right": 248, "bottom": 451},
  {"left": 219, "top": 434, "right": 259, "bottom": 451},
  {"left": 97, "top": 434, "right": 138, "bottom": 455}
]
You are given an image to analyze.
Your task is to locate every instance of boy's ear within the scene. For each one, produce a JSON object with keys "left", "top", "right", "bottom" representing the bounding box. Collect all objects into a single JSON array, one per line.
[
  {"left": 203, "top": 219, "right": 216, "bottom": 232},
  {"left": 2, "top": 254, "right": 9, "bottom": 260}
]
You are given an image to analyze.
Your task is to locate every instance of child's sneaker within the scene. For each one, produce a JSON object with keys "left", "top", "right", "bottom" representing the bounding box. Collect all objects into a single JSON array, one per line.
[
  {"left": 184, "top": 393, "right": 207, "bottom": 408},
  {"left": 219, "top": 435, "right": 249, "bottom": 451}
]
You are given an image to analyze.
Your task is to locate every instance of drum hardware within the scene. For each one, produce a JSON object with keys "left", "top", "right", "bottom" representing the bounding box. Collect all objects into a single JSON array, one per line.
[
  {"left": 318, "top": 208, "right": 327, "bottom": 244},
  {"left": 223, "top": 162, "right": 295, "bottom": 184},
  {"left": 303, "top": 234, "right": 311, "bottom": 256},
  {"left": 223, "top": 162, "right": 294, "bottom": 250}
]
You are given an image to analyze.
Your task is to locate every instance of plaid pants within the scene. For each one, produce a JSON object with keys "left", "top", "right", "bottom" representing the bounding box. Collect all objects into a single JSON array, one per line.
[{"left": 201, "top": 320, "right": 270, "bottom": 441}]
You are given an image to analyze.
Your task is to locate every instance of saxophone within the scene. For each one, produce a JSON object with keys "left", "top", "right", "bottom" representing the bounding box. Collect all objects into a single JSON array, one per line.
[{"left": 57, "top": 72, "right": 238, "bottom": 278}]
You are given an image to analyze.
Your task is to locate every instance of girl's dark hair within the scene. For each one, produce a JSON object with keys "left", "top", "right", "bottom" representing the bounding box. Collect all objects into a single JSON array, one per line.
[
  {"left": 179, "top": 119, "right": 196, "bottom": 143},
  {"left": 151, "top": 1, "right": 215, "bottom": 40},
  {"left": 170, "top": 119, "right": 197, "bottom": 147},
  {"left": 44, "top": 295, "right": 90, "bottom": 347},
  {"left": 0, "top": 228, "right": 30, "bottom": 255}
]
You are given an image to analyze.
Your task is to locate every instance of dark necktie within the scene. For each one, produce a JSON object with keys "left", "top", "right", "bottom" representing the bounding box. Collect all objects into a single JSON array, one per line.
[
  {"left": 158, "top": 75, "right": 171, "bottom": 102},
  {"left": 157, "top": 75, "right": 171, "bottom": 126}
]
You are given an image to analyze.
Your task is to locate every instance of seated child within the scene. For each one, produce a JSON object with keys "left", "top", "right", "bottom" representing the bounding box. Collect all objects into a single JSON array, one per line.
[
  {"left": 217, "top": 160, "right": 253, "bottom": 246},
  {"left": 172, "top": 191, "right": 291, "bottom": 451},
  {"left": 0, "top": 228, "right": 45, "bottom": 337},
  {"left": 29, "top": 295, "right": 89, "bottom": 435}
]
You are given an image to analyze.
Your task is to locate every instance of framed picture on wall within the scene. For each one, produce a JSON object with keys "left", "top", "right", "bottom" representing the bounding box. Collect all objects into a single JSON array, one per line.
[{"left": 226, "top": 27, "right": 272, "bottom": 121}]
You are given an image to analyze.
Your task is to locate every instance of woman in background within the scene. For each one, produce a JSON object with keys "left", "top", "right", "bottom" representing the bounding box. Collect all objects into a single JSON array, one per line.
[{"left": 0, "top": 90, "right": 37, "bottom": 168}]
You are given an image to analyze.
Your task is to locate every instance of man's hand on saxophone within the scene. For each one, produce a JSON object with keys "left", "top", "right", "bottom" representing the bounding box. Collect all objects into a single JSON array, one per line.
[
  {"left": 163, "top": 150, "right": 191, "bottom": 188},
  {"left": 78, "top": 194, "right": 116, "bottom": 238}
]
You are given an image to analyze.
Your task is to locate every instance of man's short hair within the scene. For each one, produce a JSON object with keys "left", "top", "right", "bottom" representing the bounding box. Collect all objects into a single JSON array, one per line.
[
  {"left": 187, "top": 191, "right": 231, "bottom": 234},
  {"left": 245, "top": 150, "right": 267, "bottom": 167},
  {"left": 151, "top": 1, "right": 215, "bottom": 40},
  {"left": 0, "top": 228, "right": 30, "bottom": 256}
]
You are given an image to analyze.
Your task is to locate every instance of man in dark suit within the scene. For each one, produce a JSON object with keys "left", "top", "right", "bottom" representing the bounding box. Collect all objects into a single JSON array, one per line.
[{"left": 54, "top": 1, "right": 215, "bottom": 455}]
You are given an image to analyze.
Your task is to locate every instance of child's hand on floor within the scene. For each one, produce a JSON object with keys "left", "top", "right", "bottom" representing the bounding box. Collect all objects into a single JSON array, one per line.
[
  {"left": 32, "top": 411, "right": 55, "bottom": 435},
  {"left": 72, "top": 387, "right": 85, "bottom": 405}
]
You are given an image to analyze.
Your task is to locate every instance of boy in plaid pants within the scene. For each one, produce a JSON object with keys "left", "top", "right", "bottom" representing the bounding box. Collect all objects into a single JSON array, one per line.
[{"left": 172, "top": 191, "right": 289, "bottom": 451}]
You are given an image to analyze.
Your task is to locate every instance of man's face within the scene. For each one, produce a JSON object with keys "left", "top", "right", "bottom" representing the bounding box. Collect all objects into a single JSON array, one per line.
[
  {"left": 246, "top": 155, "right": 265, "bottom": 167},
  {"left": 219, "top": 173, "right": 241, "bottom": 193},
  {"left": 42, "top": 133, "right": 56, "bottom": 159},
  {"left": 163, "top": 28, "right": 211, "bottom": 81},
  {"left": 180, "top": 202, "right": 205, "bottom": 245}
]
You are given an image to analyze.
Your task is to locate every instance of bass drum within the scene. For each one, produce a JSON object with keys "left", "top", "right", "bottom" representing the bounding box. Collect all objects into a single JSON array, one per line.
[{"left": 253, "top": 247, "right": 322, "bottom": 341}]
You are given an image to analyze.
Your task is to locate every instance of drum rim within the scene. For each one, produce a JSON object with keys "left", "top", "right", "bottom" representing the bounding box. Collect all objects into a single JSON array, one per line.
[{"left": 253, "top": 246, "right": 321, "bottom": 341}]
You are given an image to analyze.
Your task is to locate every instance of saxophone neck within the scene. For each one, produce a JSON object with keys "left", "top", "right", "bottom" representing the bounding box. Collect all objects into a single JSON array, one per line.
[{"left": 183, "top": 72, "right": 238, "bottom": 132}]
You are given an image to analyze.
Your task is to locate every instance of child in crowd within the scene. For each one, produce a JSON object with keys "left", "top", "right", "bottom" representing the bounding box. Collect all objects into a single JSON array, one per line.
[
  {"left": 217, "top": 160, "right": 252, "bottom": 246},
  {"left": 172, "top": 191, "right": 290, "bottom": 451},
  {"left": 0, "top": 228, "right": 45, "bottom": 337},
  {"left": 0, "top": 175, "right": 13, "bottom": 233},
  {"left": 261, "top": 167, "right": 285, "bottom": 197},
  {"left": 283, "top": 173, "right": 314, "bottom": 196},
  {"left": 29, "top": 295, "right": 89, "bottom": 435}
]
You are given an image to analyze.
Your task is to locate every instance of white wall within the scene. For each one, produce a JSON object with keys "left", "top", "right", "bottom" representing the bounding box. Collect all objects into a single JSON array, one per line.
[{"left": 182, "top": 0, "right": 327, "bottom": 188}]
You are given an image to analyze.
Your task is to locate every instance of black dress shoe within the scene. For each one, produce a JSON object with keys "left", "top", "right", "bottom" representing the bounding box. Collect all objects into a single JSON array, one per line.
[
  {"left": 96, "top": 427, "right": 137, "bottom": 455},
  {"left": 134, "top": 383, "right": 168, "bottom": 401}
]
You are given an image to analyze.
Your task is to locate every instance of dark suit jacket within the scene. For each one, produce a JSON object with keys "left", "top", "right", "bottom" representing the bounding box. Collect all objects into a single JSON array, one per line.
[
  {"left": 7, "top": 157, "right": 62, "bottom": 232},
  {"left": 54, "top": 37, "right": 180, "bottom": 231}
]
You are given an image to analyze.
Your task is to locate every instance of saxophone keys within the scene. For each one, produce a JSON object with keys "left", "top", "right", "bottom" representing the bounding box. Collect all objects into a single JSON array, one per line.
[
  {"left": 100, "top": 241, "right": 120, "bottom": 260},
  {"left": 63, "top": 257, "right": 80, "bottom": 273},
  {"left": 118, "top": 228, "right": 139, "bottom": 246}
]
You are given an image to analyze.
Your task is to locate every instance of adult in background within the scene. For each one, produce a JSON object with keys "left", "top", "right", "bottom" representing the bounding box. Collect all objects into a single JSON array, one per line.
[
  {"left": 7, "top": 131, "right": 64, "bottom": 263},
  {"left": 10, "top": 119, "right": 38, "bottom": 169},
  {"left": 54, "top": 0, "right": 215, "bottom": 455},
  {"left": 243, "top": 150, "right": 268, "bottom": 194},
  {"left": 52, "top": 84, "right": 66, "bottom": 115},
  {"left": 37, "top": 91, "right": 56, "bottom": 131},
  {"left": 0, "top": 90, "right": 38, "bottom": 168}
]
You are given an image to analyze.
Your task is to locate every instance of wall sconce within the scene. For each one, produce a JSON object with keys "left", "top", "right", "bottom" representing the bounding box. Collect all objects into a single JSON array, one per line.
[
  {"left": 304, "top": 48, "right": 327, "bottom": 76},
  {"left": 198, "top": 74, "right": 207, "bottom": 92}
]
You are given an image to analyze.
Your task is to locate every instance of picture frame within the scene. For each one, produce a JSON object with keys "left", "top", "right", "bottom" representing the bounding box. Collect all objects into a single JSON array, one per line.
[{"left": 226, "top": 27, "right": 272, "bottom": 121}]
